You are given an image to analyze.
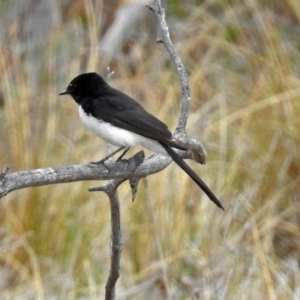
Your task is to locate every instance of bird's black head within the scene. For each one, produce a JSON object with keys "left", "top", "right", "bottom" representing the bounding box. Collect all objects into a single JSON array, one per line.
[{"left": 59, "top": 72, "right": 107, "bottom": 103}]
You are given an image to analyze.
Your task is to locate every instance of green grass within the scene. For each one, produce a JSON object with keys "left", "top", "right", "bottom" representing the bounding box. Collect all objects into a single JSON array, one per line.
[{"left": 0, "top": 0, "right": 300, "bottom": 299}]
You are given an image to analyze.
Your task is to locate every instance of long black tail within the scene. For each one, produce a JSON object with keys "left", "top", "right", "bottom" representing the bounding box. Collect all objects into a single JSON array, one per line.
[{"left": 160, "top": 142, "right": 224, "bottom": 210}]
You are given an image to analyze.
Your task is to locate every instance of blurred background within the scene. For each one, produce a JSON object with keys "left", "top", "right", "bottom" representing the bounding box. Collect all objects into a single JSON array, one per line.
[{"left": 0, "top": 0, "right": 300, "bottom": 299}]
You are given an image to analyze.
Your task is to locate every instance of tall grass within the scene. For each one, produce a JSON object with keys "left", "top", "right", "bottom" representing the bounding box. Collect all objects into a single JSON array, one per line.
[{"left": 0, "top": 0, "right": 299, "bottom": 299}]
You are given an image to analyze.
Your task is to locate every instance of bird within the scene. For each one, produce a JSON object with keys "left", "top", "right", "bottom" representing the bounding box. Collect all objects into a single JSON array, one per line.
[{"left": 59, "top": 72, "right": 224, "bottom": 210}]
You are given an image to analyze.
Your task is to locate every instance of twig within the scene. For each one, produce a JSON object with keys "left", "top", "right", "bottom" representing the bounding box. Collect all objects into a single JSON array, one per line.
[
  {"left": 0, "top": 167, "right": 9, "bottom": 182},
  {"left": 129, "top": 177, "right": 140, "bottom": 202},
  {"left": 147, "top": 0, "right": 207, "bottom": 164},
  {"left": 88, "top": 151, "right": 144, "bottom": 299},
  {"left": 147, "top": 0, "right": 191, "bottom": 132},
  {"left": 105, "top": 187, "right": 122, "bottom": 300},
  {"left": 105, "top": 182, "right": 122, "bottom": 300},
  {"left": 93, "top": 179, "right": 124, "bottom": 300}
]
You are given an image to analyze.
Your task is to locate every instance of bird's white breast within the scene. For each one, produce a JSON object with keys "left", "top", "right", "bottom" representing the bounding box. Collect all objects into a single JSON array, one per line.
[{"left": 78, "top": 105, "right": 166, "bottom": 154}]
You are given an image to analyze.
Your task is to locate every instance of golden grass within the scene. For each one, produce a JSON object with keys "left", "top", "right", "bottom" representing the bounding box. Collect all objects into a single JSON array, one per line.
[{"left": 0, "top": 0, "right": 300, "bottom": 299}]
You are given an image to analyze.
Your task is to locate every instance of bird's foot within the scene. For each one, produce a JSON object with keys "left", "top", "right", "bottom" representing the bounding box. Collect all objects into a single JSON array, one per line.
[{"left": 89, "top": 158, "right": 107, "bottom": 165}]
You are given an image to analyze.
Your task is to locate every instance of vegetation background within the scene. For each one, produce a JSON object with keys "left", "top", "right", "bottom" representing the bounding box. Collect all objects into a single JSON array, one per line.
[{"left": 0, "top": 0, "right": 299, "bottom": 299}]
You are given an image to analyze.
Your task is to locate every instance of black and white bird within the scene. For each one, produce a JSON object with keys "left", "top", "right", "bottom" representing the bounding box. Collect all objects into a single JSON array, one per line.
[{"left": 59, "top": 72, "right": 224, "bottom": 210}]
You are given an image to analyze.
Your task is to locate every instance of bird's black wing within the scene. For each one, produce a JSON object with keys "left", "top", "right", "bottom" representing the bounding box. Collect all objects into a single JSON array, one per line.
[{"left": 83, "top": 87, "right": 186, "bottom": 150}]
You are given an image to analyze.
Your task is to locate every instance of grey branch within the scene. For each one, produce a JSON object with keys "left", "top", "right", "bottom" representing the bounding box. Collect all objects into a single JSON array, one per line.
[
  {"left": 0, "top": 151, "right": 170, "bottom": 198},
  {"left": 0, "top": 149, "right": 203, "bottom": 199},
  {"left": 98, "top": 179, "right": 124, "bottom": 300},
  {"left": 147, "top": 0, "right": 207, "bottom": 164},
  {"left": 147, "top": 0, "right": 191, "bottom": 132},
  {"left": 88, "top": 151, "right": 143, "bottom": 300}
]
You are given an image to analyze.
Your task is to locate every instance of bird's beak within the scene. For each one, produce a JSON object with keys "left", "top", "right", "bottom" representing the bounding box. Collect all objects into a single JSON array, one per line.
[{"left": 59, "top": 89, "right": 68, "bottom": 96}]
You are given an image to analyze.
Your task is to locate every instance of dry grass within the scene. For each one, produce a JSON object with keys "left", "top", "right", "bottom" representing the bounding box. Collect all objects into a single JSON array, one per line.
[{"left": 0, "top": 0, "right": 300, "bottom": 299}]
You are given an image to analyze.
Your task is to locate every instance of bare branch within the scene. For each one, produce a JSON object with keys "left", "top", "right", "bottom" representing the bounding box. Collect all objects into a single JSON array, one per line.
[
  {"left": 94, "top": 179, "right": 124, "bottom": 300},
  {"left": 0, "top": 149, "right": 204, "bottom": 199},
  {"left": 85, "top": 177, "right": 125, "bottom": 300},
  {"left": 147, "top": 0, "right": 207, "bottom": 164},
  {"left": 129, "top": 177, "right": 140, "bottom": 202},
  {"left": 105, "top": 184, "right": 122, "bottom": 300},
  {"left": 147, "top": 0, "right": 191, "bottom": 132},
  {"left": 0, "top": 151, "right": 149, "bottom": 198},
  {"left": 105, "top": 188, "right": 122, "bottom": 300},
  {"left": 0, "top": 167, "right": 9, "bottom": 182}
]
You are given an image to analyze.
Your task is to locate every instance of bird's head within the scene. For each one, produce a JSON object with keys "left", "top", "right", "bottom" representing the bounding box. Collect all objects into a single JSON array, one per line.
[{"left": 59, "top": 72, "right": 107, "bottom": 103}]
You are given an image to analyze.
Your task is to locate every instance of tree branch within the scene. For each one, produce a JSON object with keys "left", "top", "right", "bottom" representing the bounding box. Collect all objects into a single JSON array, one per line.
[
  {"left": 105, "top": 185, "right": 122, "bottom": 300},
  {"left": 0, "top": 151, "right": 148, "bottom": 197},
  {"left": 147, "top": 0, "right": 190, "bottom": 132},
  {"left": 147, "top": 0, "right": 207, "bottom": 164},
  {"left": 0, "top": 148, "right": 204, "bottom": 199},
  {"left": 90, "top": 179, "right": 124, "bottom": 300}
]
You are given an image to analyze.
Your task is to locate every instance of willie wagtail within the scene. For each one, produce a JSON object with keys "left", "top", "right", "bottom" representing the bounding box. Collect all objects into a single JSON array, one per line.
[{"left": 59, "top": 72, "right": 224, "bottom": 210}]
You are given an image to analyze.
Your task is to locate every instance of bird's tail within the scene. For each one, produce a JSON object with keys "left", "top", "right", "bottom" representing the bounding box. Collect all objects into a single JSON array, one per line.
[{"left": 160, "top": 142, "right": 224, "bottom": 210}]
